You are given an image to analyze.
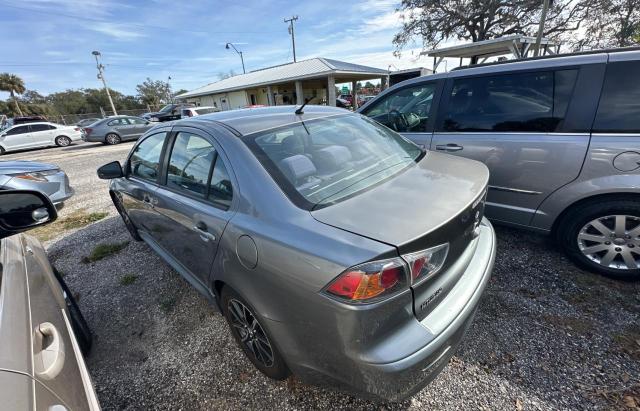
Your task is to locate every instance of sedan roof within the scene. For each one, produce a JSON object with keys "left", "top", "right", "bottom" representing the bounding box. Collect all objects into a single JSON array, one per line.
[{"left": 180, "top": 105, "right": 350, "bottom": 136}]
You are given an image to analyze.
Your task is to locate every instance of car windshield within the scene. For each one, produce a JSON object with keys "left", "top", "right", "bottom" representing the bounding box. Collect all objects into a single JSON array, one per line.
[
  {"left": 159, "top": 104, "right": 174, "bottom": 113},
  {"left": 243, "top": 114, "right": 423, "bottom": 209}
]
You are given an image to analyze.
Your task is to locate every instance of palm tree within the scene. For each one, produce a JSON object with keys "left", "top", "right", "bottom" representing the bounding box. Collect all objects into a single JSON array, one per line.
[{"left": 0, "top": 73, "right": 25, "bottom": 116}]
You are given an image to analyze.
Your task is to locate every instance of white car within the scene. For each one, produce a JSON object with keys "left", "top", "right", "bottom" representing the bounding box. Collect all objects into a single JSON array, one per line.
[
  {"left": 0, "top": 122, "right": 83, "bottom": 154},
  {"left": 180, "top": 106, "right": 219, "bottom": 117}
]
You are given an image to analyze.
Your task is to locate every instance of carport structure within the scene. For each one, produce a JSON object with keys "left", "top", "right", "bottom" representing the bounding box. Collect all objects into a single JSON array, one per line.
[
  {"left": 177, "top": 58, "right": 389, "bottom": 110},
  {"left": 423, "top": 35, "right": 560, "bottom": 72}
]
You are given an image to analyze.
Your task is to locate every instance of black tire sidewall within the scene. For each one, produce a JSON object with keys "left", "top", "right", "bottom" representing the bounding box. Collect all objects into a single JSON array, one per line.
[
  {"left": 221, "top": 286, "right": 290, "bottom": 380},
  {"left": 559, "top": 200, "right": 640, "bottom": 281}
]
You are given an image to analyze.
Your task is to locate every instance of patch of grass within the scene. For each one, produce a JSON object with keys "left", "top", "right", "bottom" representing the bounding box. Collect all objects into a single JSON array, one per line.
[
  {"left": 159, "top": 297, "right": 177, "bottom": 313},
  {"left": 120, "top": 273, "right": 138, "bottom": 286},
  {"left": 31, "top": 210, "right": 110, "bottom": 241},
  {"left": 542, "top": 314, "right": 594, "bottom": 335},
  {"left": 82, "top": 241, "right": 129, "bottom": 263}
]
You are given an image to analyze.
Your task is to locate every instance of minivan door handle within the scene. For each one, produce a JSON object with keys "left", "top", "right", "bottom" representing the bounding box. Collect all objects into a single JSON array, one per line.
[
  {"left": 435, "top": 144, "right": 463, "bottom": 152},
  {"left": 34, "top": 322, "right": 65, "bottom": 380},
  {"left": 193, "top": 221, "right": 216, "bottom": 242}
]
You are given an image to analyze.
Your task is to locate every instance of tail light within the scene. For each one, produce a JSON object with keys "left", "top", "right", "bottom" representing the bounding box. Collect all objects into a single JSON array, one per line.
[
  {"left": 402, "top": 244, "right": 449, "bottom": 284},
  {"left": 324, "top": 258, "right": 407, "bottom": 303},
  {"left": 74, "top": 127, "right": 80, "bottom": 131},
  {"left": 84, "top": 127, "right": 92, "bottom": 136}
]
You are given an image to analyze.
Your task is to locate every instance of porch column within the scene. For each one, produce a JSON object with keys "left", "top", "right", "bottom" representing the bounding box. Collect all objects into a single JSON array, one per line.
[
  {"left": 327, "top": 75, "right": 336, "bottom": 107},
  {"left": 295, "top": 80, "right": 304, "bottom": 105},
  {"left": 351, "top": 80, "right": 358, "bottom": 110},
  {"left": 266, "top": 85, "right": 274, "bottom": 106},
  {"left": 381, "top": 75, "right": 388, "bottom": 90}
]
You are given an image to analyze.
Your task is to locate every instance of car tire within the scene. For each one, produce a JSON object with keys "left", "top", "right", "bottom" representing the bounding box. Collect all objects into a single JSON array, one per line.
[
  {"left": 0, "top": 146, "right": 5, "bottom": 155},
  {"left": 105, "top": 133, "right": 121, "bottom": 145},
  {"left": 558, "top": 199, "right": 640, "bottom": 281},
  {"left": 110, "top": 191, "right": 142, "bottom": 241},
  {"left": 221, "top": 286, "right": 290, "bottom": 380},
  {"left": 55, "top": 135, "right": 71, "bottom": 147},
  {"left": 52, "top": 268, "right": 92, "bottom": 355}
]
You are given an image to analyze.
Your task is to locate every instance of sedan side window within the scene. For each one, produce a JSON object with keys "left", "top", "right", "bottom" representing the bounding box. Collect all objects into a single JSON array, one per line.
[
  {"left": 362, "top": 83, "right": 436, "bottom": 133},
  {"left": 29, "top": 124, "right": 50, "bottom": 132},
  {"left": 5, "top": 125, "right": 29, "bottom": 135},
  {"left": 166, "top": 132, "right": 216, "bottom": 198},
  {"left": 129, "top": 132, "right": 167, "bottom": 182},
  {"left": 108, "top": 119, "right": 125, "bottom": 126},
  {"left": 130, "top": 118, "right": 148, "bottom": 125},
  {"left": 209, "top": 157, "right": 233, "bottom": 209}
]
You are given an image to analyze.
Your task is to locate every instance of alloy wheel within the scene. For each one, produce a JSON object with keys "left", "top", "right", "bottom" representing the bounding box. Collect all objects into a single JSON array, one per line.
[
  {"left": 227, "top": 298, "right": 274, "bottom": 368},
  {"left": 106, "top": 134, "right": 120, "bottom": 145},
  {"left": 56, "top": 136, "right": 71, "bottom": 146},
  {"left": 577, "top": 214, "right": 640, "bottom": 270}
]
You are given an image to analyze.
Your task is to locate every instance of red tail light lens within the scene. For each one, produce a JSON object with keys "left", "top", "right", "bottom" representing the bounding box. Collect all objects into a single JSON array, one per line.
[
  {"left": 402, "top": 244, "right": 449, "bottom": 284},
  {"left": 324, "top": 258, "right": 407, "bottom": 303},
  {"left": 84, "top": 127, "right": 92, "bottom": 135}
]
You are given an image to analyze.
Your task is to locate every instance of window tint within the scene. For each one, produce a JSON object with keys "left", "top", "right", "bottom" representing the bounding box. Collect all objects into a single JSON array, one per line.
[
  {"left": 364, "top": 83, "right": 436, "bottom": 132},
  {"left": 130, "top": 132, "right": 166, "bottom": 182},
  {"left": 209, "top": 157, "right": 233, "bottom": 209},
  {"left": 29, "top": 124, "right": 51, "bottom": 132},
  {"left": 5, "top": 125, "right": 29, "bottom": 135},
  {"left": 166, "top": 132, "right": 215, "bottom": 197},
  {"left": 593, "top": 61, "right": 640, "bottom": 133},
  {"left": 441, "top": 69, "right": 578, "bottom": 132}
]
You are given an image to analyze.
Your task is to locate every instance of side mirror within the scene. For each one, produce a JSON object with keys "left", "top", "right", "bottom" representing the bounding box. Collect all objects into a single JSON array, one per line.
[
  {"left": 0, "top": 190, "right": 57, "bottom": 240},
  {"left": 97, "top": 161, "right": 124, "bottom": 179}
]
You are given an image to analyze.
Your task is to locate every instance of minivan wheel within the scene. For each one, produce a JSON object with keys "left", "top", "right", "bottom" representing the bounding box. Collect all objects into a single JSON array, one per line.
[
  {"left": 221, "top": 287, "right": 290, "bottom": 380},
  {"left": 105, "top": 133, "right": 121, "bottom": 145},
  {"left": 559, "top": 200, "right": 640, "bottom": 281},
  {"left": 55, "top": 135, "right": 71, "bottom": 147}
]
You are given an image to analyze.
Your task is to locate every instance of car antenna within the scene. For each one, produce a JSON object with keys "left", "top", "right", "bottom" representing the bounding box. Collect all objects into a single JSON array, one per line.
[{"left": 295, "top": 97, "right": 314, "bottom": 115}]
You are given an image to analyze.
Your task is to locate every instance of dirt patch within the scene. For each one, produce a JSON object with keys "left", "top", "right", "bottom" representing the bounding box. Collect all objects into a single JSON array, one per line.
[{"left": 31, "top": 210, "right": 109, "bottom": 241}]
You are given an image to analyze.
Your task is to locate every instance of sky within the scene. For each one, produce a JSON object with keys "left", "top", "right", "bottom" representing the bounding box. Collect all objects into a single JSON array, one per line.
[{"left": 0, "top": 0, "right": 440, "bottom": 98}]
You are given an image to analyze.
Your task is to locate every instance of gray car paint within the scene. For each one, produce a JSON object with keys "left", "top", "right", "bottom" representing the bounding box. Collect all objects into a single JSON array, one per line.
[
  {"left": 0, "top": 160, "right": 74, "bottom": 206},
  {"left": 107, "top": 106, "right": 496, "bottom": 400},
  {"left": 359, "top": 49, "right": 640, "bottom": 234},
  {"left": 82, "top": 116, "right": 154, "bottom": 143}
]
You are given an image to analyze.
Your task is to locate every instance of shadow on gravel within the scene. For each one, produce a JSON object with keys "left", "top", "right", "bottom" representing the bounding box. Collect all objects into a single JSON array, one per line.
[{"left": 45, "top": 218, "right": 640, "bottom": 410}]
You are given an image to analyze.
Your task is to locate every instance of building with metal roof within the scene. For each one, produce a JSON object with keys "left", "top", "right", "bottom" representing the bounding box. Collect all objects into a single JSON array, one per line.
[{"left": 176, "top": 57, "right": 389, "bottom": 110}]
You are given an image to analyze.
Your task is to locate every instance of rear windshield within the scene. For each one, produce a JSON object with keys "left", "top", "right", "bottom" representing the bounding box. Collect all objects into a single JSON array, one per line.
[{"left": 243, "top": 114, "right": 422, "bottom": 209}]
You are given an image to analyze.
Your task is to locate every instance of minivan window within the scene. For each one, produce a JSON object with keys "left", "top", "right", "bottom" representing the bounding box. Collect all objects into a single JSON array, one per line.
[
  {"left": 166, "top": 132, "right": 215, "bottom": 197},
  {"left": 593, "top": 61, "right": 640, "bottom": 133},
  {"left": 129, "top": 132, "right": 166, "bottom": 182},
  {"left": 363, "top": 83, "right": 436, "bottom": 132},
  {"left": 244, "top": 114, "right": 422, "bottom": 208},
  {"left": 441, "top": 69, "right": 578, "bottom": 132}
]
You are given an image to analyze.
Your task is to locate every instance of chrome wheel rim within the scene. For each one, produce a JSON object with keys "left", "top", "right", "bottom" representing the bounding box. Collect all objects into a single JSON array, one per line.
[
  {"left": 106, "top": 134, "right": 119, "bottom": 144},
  {"left": 227, "top": 299, "right": 274, "bottom": 367},
  {"left": 577, "top": 214, "right": 640, "bottom": 270}
]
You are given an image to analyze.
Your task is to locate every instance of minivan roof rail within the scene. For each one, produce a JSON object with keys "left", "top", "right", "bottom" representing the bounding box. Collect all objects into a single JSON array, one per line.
[{"left": 451, "top": 46, "right": 640, "bottom": 71}]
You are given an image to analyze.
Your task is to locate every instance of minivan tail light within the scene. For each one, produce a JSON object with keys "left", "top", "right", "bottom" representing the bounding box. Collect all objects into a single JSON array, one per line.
[
  {"left": 402, "top": 244, "right": 449, "bottom": 284},
  {"left": 324, "top": 258, "right": 408, "bottom": 303}
]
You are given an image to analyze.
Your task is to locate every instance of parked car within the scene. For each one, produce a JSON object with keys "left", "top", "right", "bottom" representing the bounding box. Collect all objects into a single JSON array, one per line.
[
  {"left": 338, "top": 94, "right": 353, "bottom": 104},
  {"left": 12, "top": 115, "right": 48, "bottom": 125},
  {"left": 98, "top": 106, "right": 496, "bottom": 401},
  {"left": 0, "top": 122, "right": 82, "bottom": 154},
  {"left": 142, "top": 103, "right": 194, "bottom": 122},
  {"left": 335, "top": 98, "right": 349, "bottom": 108},
  {"left": 360, "top": 47, "right": 640, "bottom": 280},
  {"left": 0, "top": 160, "right": 74, "bottom": 208},
  {"left": 181, "top": 106, "right": 219, "bottom": 117},
  {"left": 76, "top": 118, "right": 101, "bottom": 127},
  {"left": 0, "top": 189, "right": 99, "bottom": 410},
  {"left": 82, "top": 115, "right": 154, "bottom": 145}
]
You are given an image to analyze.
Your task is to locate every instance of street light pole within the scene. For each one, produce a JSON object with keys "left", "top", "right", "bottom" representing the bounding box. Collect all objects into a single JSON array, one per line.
[
  {"left": 225, "top": 43, "right": 246, "bottom": 74},
  {"left": 92, "top": 51, "right": 117, "bottom": 116}
]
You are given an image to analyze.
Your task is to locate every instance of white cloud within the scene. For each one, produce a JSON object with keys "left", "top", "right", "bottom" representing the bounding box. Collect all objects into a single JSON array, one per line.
[{"left": 87, "top": 23, "right": 146, "bottom": 40}]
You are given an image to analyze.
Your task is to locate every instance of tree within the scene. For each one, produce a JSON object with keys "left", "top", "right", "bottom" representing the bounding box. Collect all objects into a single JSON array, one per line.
[
  {"left": 571, "top": 0, "right": 640, "bottom": 49},
  {"left": 173, "top": 88, "right": 189, "bottom": 98},
  {"left": 393, "top": 0, "right": 598, "bottom": 57},
  {"left": 217, "top": 70, "right": 236, "bottom": 80},
  {"left": 0, "top": 73, "right": 26, "bottom": 116},
  {"left": 20, "top": 90, "right": 46, "bottom": 104},
  {"left": 136, "top": 78, "right": 171, "bottom": 107}
]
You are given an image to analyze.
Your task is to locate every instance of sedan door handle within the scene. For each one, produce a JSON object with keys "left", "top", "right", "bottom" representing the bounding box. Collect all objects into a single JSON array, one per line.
[
  {"left": 193, "top": 222, "right": 216, "bottom": 242},
  {"left": 34, "top": 322, "right": 65, "bottom": 380},
  {"left": 142, "top": 195, "right": 155, "bottom": 208},
  {"left": 435, "top": 144, "right": 463, "bottom": 152}
]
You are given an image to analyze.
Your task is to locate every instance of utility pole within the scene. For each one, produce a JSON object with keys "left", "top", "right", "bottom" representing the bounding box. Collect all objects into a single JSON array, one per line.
[
  {"left": 92, "top": 51, "right": 117, "bottom": 116},
  {"left": 534, "top": 0, "right": 551, "bottom": 57},
  {"left": 284, "top": 15, "right": 299, "bottom": 62}
]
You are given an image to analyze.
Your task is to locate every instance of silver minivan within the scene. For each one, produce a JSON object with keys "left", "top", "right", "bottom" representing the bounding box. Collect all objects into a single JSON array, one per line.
[{"left": 360, "top": 48, "right": 640, "bottom": 280}]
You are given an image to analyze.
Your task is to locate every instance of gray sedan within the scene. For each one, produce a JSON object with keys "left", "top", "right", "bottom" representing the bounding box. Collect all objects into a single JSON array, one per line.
[
  {"left": 98, "top": 106, "right": 496, "bottom": 401},
  {"left": 0, "top": 160, "right": 74, "bottom": 208},
  {"left": 82, "top": 115, "right": 153, "bottom": 145}
]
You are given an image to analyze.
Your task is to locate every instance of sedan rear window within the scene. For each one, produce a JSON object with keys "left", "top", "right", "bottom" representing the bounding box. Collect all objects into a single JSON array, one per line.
[{"left": 243, "top": 114, "right": 422, "bottom": 209}]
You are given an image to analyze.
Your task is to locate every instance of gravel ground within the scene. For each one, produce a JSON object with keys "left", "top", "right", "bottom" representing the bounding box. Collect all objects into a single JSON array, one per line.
[{"left": 5, "top": 143, "right": 640, "bottom": 410}]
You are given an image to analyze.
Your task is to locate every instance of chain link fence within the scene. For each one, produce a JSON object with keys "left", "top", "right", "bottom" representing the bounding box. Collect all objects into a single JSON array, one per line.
[{"left": 51, "top": 107, "right": 164, "bottom": 125}]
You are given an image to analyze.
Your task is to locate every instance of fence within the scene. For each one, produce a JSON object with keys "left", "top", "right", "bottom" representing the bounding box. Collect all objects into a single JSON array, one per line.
[{"left": 51, "top": 107, "right": 164, "bottom": 125}]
